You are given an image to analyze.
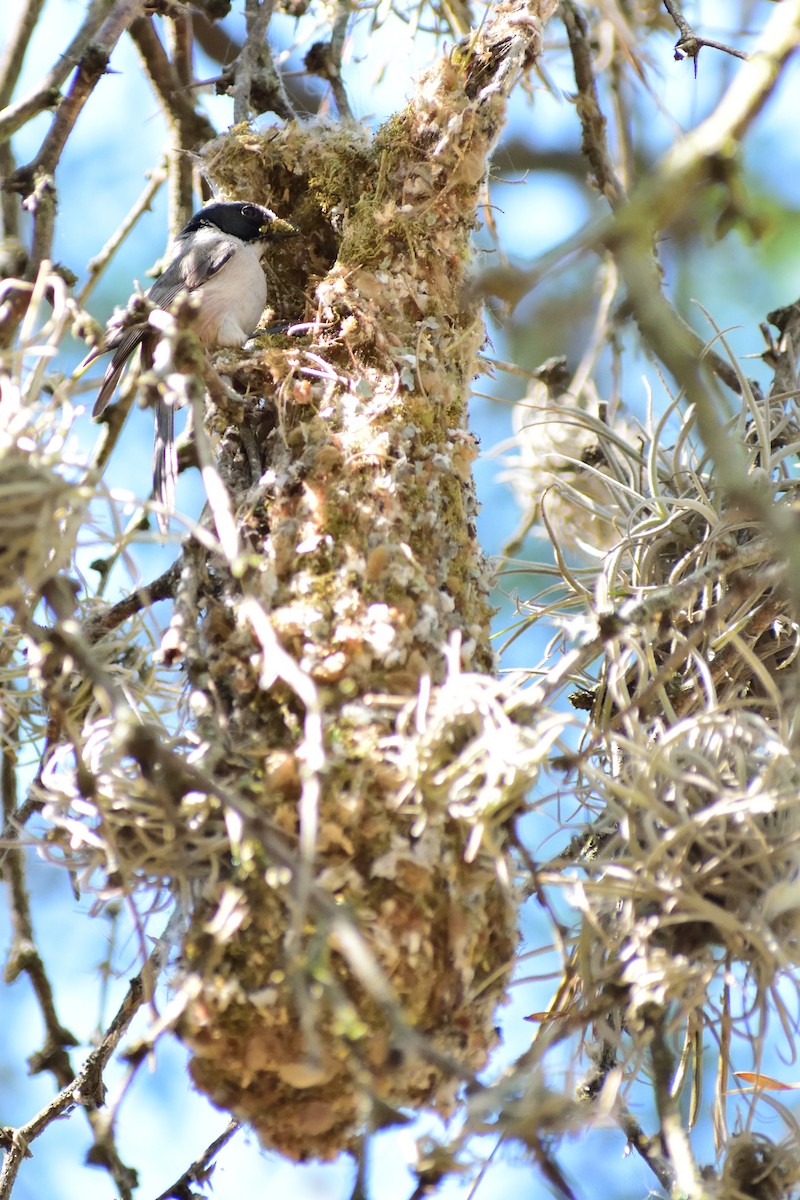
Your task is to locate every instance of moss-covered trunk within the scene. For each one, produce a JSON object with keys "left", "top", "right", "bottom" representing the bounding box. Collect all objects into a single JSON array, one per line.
[{"left": 152, "top": 0, "right": 560, "bottom": 1159}]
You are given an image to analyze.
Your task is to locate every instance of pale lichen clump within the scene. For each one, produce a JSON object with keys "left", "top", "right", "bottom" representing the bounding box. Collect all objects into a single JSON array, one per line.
[
  {"left": 501, "top": 379, "right": 646, "bottom": 556},
  {"left": 0, "top": 453, "right": 75, "bottom": 607},
  {"left": 511, "top": 350, "right": 800, "bottom": 1145},
  {"left": 0, "top": 268, "right": 85, "bottom": 608}
]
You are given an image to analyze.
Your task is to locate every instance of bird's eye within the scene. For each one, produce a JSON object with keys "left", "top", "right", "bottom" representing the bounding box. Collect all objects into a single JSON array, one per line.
[{"left": 241, "top": 204, "right": 256, "bottom": 218}]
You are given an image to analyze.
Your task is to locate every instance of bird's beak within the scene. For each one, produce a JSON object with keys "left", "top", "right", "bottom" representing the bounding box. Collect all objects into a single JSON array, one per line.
[{"left": 264, "top": 217, "right": 301, "bottom": 240}]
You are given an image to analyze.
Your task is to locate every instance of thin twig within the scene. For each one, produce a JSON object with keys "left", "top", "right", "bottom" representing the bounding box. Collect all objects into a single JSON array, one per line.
[
  {"left": 663, "top": 0, "right": 749, "bottom": 68},
  {"left": 0, "top": 933, "right": 170, "bottom": 1199},
  {"left": 616, "top": 1107, "right": 676, "bottom": 1193},
  {"left": 0, "top": 0, "right": 108, "bottom": 142},
  {"left": 128, "top": 14, "right": 216, "bottom": 166},
  {"left": 661, "top": 0, "right": 693, "bottom": 44},
  {"left": 83, "top": 561, "right": 182, "bottom": 642},
  {"left": 3, "top": 0, "right": 150, "bottom": 280},
  {"left": 151, "top": 1120, "right": 240, "bottom": 1200},
  {"left": 2, "top": 709, "right": 78, "bottom": 1088},
  {"left": 6, "top": 0, "right": 148, "bottom": 197},
  {"left": 0, "top": 144, "right": 20, "bottom": 240},
  {"left": 1, "top": 704, "right": 142, "bottom": 1199},
  {"left": 561, "top": 2, "right": 624, "bottom": 206},
  {"left": 79, "top": 165, "right": 168, "bottom": 306},
  {"left": 329, "top": 0, "right": 353, "bottom": 117},
  {"left": 0, "top": 0, "right": 48, "bottom": 110},
  {"left": 650, "top": 1017, "right": 703, "bottom": 1198},
  {"left": 192, "top": 7, "right": 315, "bottom": 113}
]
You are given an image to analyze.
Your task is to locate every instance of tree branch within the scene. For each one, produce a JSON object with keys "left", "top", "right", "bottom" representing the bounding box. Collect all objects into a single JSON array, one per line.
[
  {"left": 663, "top": 0, "right": 750, "bottom": 68},
  {"left": 0, "top": 0, "right": 108, "bottom": 143},
  {"left": 6, "top": 0, "right": 149, "bottom": 198}
]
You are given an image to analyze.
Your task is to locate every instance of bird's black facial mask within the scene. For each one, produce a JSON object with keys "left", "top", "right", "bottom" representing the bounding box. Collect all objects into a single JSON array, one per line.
[{"left": 180, "top": 202, "right": 278, "bottom": 243}]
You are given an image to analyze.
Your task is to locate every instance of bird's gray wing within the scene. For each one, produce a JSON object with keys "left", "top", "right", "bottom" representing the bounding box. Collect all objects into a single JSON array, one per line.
[
  {"left": 147, "top": 241, "right": 237, "bottom": 528},
  {"left": 178, "top": 237, "right": 237, "bottom": 292},
  {"left": 91, "top": 322, "right": 149, "bottom": 417},
  {"left": 92, "top": 250, "right": 203, "bottom": 417},
  {"left": 93, "top": 238, "right": 240, "bottom": 415},
  {"left": 94, "top": 237, "right": 239, "bottom": 526}
]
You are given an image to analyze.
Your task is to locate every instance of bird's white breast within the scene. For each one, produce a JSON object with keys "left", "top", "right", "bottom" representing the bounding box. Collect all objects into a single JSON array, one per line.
[{"left": 195, "top": 242, "right": 268, "bottom": 347}]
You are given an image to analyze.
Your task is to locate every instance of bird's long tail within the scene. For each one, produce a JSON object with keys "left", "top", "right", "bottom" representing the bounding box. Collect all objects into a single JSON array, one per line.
[
  {"left": 152, "top": 397, "right": 177, "bottom": 534},
  {"left": 87, "top": 325, "right": 148, "bottom": 418}
]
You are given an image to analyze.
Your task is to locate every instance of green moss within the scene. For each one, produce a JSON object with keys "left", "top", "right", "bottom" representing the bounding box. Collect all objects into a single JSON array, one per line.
[{"left": 305, "top": 139, "right": 377, "bottom": 215}]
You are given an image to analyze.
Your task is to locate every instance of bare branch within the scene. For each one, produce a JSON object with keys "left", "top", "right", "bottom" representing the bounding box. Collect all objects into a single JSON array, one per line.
[
  {"left": 219, "top": 0, "right": 297, "bottom": 122},
  {"left": 561, "top": 2, "right": 624, "bottom": 206},
  {"left": 78, "top": 165, "right": 168, "bottom": 306},
  {"left": 304, "top": 0, "right": 355, "bottom": 119},
  {"left": 616, "top": 1107, "right": 676, "bottom": 1193},
  {"left": 663, "top": 0, "right": 750, "bottom": 68},
  {"left": 151, "top": 1120, "right": 240, "bottom": 1200},
  {"left": 5, "top": 0, "right": 149, "bottom": 198},
  {"left": 0, "top": 932, "right": 170, "bottom": 1199},
  {"left": 82, "top": 562, "right": 181, "bottom": 642},
  {"left": 128, "top": 13, "right": 216, "bottom": 193},
  {"left": 166, "top": 10, "right": 197, "bottom": 228},
  {"left": 0, "top": 0, "right": 48, "bottom": 111},
  {"left": 234, "top": 0, "right": 275, "bottom": 122},
  {"left": 0, "top": 0, "right": 108, "bottom": 143}
]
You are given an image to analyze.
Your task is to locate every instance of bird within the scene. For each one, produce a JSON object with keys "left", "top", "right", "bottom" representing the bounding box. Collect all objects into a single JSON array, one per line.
[{"left": 83, "top": 200, "right": 299, "bottom": 528}]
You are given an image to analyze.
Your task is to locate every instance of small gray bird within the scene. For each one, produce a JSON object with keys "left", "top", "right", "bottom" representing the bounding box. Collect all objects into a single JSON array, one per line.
[{"left": 85, "top": 200, "right": 298, "bottom": 526}]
